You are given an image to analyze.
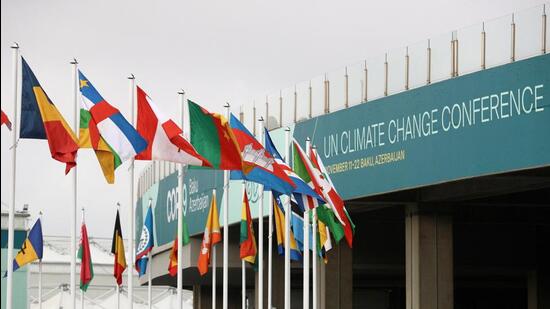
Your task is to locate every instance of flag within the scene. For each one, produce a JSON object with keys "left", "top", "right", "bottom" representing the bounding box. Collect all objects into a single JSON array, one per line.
[
  {"left": 111, "top": 210, "right": 127, "bottom": 286},
  {"left": 1, "top": 109, "right": 12, "bottom": 130},
  {"left": 188, "top": 100, "right": 242, "bottom": 170},
  {"left": 229, "top": 115, "right": 295, "bottom": 194},
  {"left": 78, "top": 222, "right": 94, "bottom": 292},
  {"left": 263, "top": 128, "right": 324, "bottom": 210},
  {"left": 136, "top": 206, "right": 154, "bottom": 277},
  {"left": 316, "top": 204, "right": 344, "bottom": 244},
  {"left": 79, "top": 97, "right": 121, "bottom": 184},
  {"left": 135, "top": 87, "right": 211, "bottom": 167},
  {"left": 317, "top": 219, "right": 331, "bottom": 263},
  {"left": 273, "top": 196, "right": 301, "bottom": 261},
  {"left": 310, "top": 147, "right": 355, "bottom": 246},
  {"left": 168, "top": 211, "right": 191, "bottom": 277},
  {"left": 290, "top": 210, "right": 314, "bottom": 253},
  {"left": 240, "top": 189, "right": 257, "bottom": 264},
  {"left": 79, "top": 71, "right": 147, "bottom": 166},
  {"left": 197, "top": 191, "right": 222, "bottom": 276},
  {"left": 4, "top": 218, "right": 43, "bottom": 277},
  {"left": 20, "top": 58, "right": 78, "bottom": 174},
  {"left": 293, "top": 140, "right": 354, "bottom": 247}
]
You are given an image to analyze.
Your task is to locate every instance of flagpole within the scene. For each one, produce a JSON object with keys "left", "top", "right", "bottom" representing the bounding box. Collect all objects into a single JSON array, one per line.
[
  {"left": 284, "top": 127, "right": 291, "bottom": 309},
  {"left": 309, "top": 144, "right": 317, "bottom": 309},
  {"left": 257, "top": 117, "right": 265, "bottom": 309},
  {"left": 267, "top": 190, "right": 273, "bottom": 309},
  {"left": 212, "top": 188, "right": 217, "bottom": 309},
  {"left": 116, "top": 203, "right": 121, "bottom": 309},
  {"left": 6, "top": 42, "right": 19, "bottom": 309},
  {"left": 303, "top": 138, "right": 311, "bottom": 309},
  {"left": 116, "top": 285, "right": 120, "bottom": 309},
  {"left": 38, "top": 211, "right": 43, "bottom": 309},
  {"left": 128, "top": 74, "right": 136, "bottom": 309},
  {"left": 241, "top": 181, "right": 246, "bottom": 309},
  {"left": 71, "top": 58, "right": 80, "bottom": 309},
  {"left": 81, "top": 208, "right": 85, "bottom": 309},
  {"left": 222, "top": 102, "right": 230, "bottom": 309},
  {"left": 148, "top": 251, "right": 152, "bottom": 309},
  {"left": 177, "top": 89, "right": 185, "bottom": 309}
]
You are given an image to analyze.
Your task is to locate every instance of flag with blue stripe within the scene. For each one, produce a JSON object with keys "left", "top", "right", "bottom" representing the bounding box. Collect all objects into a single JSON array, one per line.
[{"left": 78, "top": 71, "right": 147, "bottom": 163}]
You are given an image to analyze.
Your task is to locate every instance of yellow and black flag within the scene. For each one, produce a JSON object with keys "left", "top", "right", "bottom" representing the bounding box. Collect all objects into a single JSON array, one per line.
[
  {"left": 111, "top": 210, "right": 127, "bottom": 286},
  {"left": 4, "top": 218, "right": 43, "bottom": 277}
]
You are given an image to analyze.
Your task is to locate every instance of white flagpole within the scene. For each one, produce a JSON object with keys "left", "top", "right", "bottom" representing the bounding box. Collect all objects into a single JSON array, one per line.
[
  {"left": 116, "top": 203, "right": 121, "bottom": 309},
  {"left": 38, "top": 211, "right": 43, "bottom": 309},
  {"left": 116, "top": 285, "right": 120, "bottom": 309},
  {"left": 241, "top": 181, "right": 246, "bottom": 309},
  {"left": 177, "top": 89, "right": 185, "bottom": 309},
  {"left": 222, "top": 102, "right": 230, "bottom": 309},
  {"left": 81, "top": 208, "right": 85, "bottom": 309},
  {"left": 212, "top": 244, "right": 217, "bottom": 309},
  {"left": 71, "top": 58, "right": 79, "bottom": 309},
  {"left": 267, "top": 191, "right": 273, "bottom": 309},
  {"left": 38, "top": 259, "right": 43, "bottom": 309},
  {"left": 309, "top": 145, "right": 317, "bottom": 309},
  {"left": 284, "top": 127, "right": 291, "bottom": 309},
  {"left": 303, "top": 138, "right": 311, "bottom": 309},
  {"left": 148, "top": 251, "right": 153, "bottom": 309},
  {"left": 212, "top": 188, "right": 218, "bottom": 309},
  {"left": 257, "top": 117, "right": 265, "bottom": 309},
  {"left": 6, "top": 42, "right": 19, "bottom": 309},
  {"left": 127, "top": 74, "right": 136, "bottom": 309}
]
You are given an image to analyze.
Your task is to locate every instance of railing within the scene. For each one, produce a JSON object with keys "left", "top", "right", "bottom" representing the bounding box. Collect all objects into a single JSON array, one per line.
[{"left": 238, "top": 3, "right": 549, "bottom": 131}]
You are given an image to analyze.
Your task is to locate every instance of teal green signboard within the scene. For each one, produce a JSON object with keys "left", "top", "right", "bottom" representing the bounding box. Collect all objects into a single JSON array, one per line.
[{"left": 292, "top": 54, "right": 550, "bottom": 200}]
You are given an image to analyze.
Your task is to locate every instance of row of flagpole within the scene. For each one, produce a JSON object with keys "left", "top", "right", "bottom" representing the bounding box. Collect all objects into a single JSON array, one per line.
[{"left": 4, "top": 44, "right": 325, "bottom": 309}]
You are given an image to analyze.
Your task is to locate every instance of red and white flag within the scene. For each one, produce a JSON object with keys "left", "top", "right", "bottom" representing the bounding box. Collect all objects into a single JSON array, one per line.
[
  {"left": 1, "top": 109, "right": 12, "bottom": 130},
  {"left": 135, "top": 86, "right": 211, "bottom": 167},
  {"left": 293, "top": 139, "right": 354, "bottom": 248}
]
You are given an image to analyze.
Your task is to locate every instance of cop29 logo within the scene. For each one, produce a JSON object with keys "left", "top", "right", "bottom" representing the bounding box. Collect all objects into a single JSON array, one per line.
[{"left": 166, "top": 187, "right": 179, "bottom": 223}]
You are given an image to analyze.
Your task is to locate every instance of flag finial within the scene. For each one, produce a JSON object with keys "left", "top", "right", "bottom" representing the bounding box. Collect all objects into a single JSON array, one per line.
[
  {"left": 70, "top": 58, "right": 78, "bottom": 65},
  {"left": 128, "top": 74, "right": 135, "bottom": 80},
  {"left": 11, "top": 42, "right": 19, "bottom": 49}
]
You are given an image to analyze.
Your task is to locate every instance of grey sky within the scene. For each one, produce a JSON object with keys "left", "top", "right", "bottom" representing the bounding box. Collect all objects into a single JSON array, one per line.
[{"left": 1, "top": 0, "right": 542, "bottom": 239}]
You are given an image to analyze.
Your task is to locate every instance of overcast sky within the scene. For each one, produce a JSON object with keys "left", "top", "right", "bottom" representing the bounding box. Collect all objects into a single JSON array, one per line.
[{"left": 1, "top": 0, "right": 543, "bottom": 239}]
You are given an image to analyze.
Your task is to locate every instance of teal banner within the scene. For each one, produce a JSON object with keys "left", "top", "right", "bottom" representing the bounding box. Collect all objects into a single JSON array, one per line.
[
  {"left": 136, "top": 169, "right": 224, "bottom": 247},
  {"left": 292, "top": 55, "right": 550, "bottom": 200}
]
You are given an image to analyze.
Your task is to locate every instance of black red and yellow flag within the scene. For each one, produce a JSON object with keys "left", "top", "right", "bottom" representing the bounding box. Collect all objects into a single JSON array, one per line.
[{"left": 111, "top": 210, "right": 127, "bottom": 286}]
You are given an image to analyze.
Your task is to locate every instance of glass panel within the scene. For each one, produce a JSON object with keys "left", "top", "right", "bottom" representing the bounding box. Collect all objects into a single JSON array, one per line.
[
  {"left": 485, "top": 13, "right": 513, "bottom": 68},
  {"left": 281, "top": 87, "right": 294, "bottom": 127},
  {"left": 325, "top": 67, "right": 346, "bottom": 112},
  {"left": 515, "top": 4, "right": 545, "bottom": 60},
  {"left": 310, "top": 75, "right": 325, "bottom": 118},
  {"left": 387, "top": 47, "right": 406, "bottom": 95},
  {"left": 430, "top": 31, "right": 453, "bottom": 83},
  {"left": 346, "top": 61, "right": 365, "bottom": 106},
  {"left": 296, "top": 81, "right": 310, "bottom": 122},
  {"left": 365, "top": 54, "right": 385, "bottom": 101},
  {"left": 408, "top": 40, "right": 428, "bottom": 89},
  {"left": 457, "top": 23, "right": 483, "bottom": 76}
]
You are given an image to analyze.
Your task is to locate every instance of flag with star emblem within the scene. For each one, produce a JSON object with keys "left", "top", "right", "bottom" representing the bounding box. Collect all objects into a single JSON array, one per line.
[
  {"left": 78, "top": 71, "right": 147, "bottom": 180},
  {"left": 188, "top": 100, "right": 242, "bottom": 170}
]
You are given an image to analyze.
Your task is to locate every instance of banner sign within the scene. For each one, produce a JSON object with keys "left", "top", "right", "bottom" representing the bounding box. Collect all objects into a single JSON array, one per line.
[{"left": 292, "top": 54, "right": 550, "bottom": 200}]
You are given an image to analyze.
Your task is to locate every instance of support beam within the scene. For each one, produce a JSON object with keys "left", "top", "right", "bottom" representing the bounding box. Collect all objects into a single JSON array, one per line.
[
  {"left": 319, "top": 243, "right": 353, "bottom": 309},
  {"left": 405, "top": 205, "right": 453, "bottom": 309}
]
